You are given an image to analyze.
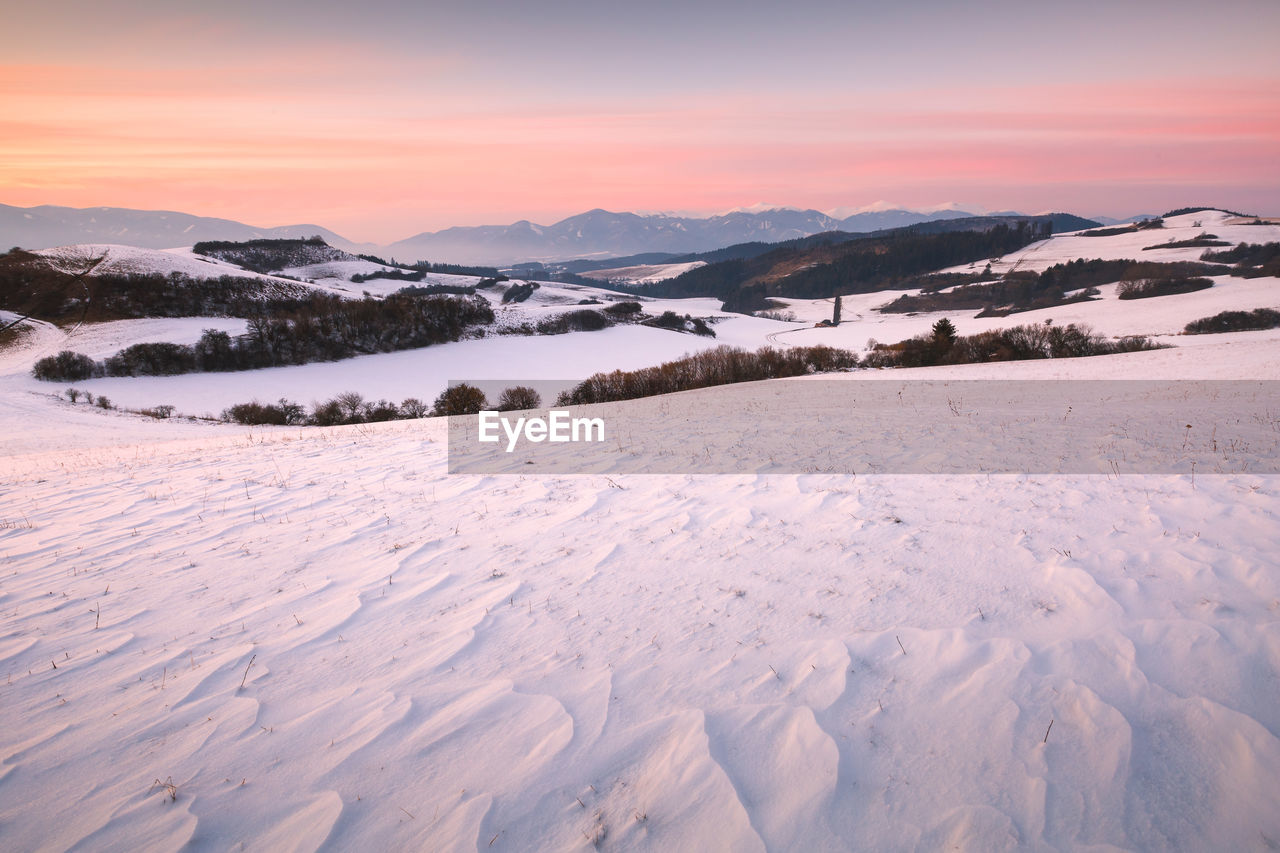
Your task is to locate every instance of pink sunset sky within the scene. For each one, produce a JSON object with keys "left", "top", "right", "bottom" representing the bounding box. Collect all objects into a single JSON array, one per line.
[{"left": 3, "top": 0, "right": 1278, "bottom": 242}]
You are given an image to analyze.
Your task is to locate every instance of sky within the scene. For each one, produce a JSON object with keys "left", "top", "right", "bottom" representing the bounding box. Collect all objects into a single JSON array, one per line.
[{"left": 2, "top": 0, "right": 1278, "bottom": 243}]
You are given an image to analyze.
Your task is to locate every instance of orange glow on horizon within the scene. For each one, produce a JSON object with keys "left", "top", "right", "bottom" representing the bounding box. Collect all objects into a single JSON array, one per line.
[{"left": 3, "top": 60, "right": 1277, "bottom": 241}]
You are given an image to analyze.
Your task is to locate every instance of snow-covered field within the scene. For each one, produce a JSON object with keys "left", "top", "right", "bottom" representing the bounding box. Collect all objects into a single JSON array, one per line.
[
  {"left": 2, "top": 211, "right": 1279, "bottom": 850},
  {"left": 3, "top": 378, "right": 1279, "bottom": 850},
  {"left": 938, "top": 210, "right": 1276, "bottom": 276},
  {"left": 577, "top": 261, "right": 707, "bottom": 285}
]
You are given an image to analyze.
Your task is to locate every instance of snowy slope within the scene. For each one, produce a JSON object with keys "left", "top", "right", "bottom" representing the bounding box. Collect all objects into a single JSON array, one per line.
[
  {"left": 3, "top": 206, "right": 1280, "bottom": 849},
  {"left": 38, "top": 244, "right": 295, "bottom": 287},
  {"left": 939, "top": 210, "right": 1280, "bottom": 276},
  {"left": 577, "top": 261, "right": 708, "bottom": 285},
  {"left": 1, "top": 379, "right": 1278, "bottom": 850}
]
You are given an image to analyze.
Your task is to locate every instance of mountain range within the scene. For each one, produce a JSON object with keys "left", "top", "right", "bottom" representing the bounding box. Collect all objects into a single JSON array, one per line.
[
  {"left": 385, "top": 207, "right": 980, "bottom": 265},
  {"left": 1, "top": 203, "right": 1132, "bottom": 266}
]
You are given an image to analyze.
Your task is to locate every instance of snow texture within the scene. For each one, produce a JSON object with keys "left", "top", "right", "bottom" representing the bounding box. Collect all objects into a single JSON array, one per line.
[{"left": 1, "top": 211, "right": 1278, "bottom": 850}]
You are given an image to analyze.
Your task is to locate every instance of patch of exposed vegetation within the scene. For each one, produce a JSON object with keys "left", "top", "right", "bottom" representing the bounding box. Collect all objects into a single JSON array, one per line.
[
  {"left": 192, "top": 237, "right": 349, "bottom": 272},
  {"left": 882, "top": 259, "right": 1218, "bottom": 316},
  {"left": 31, "top": 293, "right": 494, "bottom": 380},
  {"left": 1183, "top": 308, "right": 1280, "bottom": 335},
  {"left": 556, "top": 345, "right": 857, "bottom": 405},
  {"left": 642, "top": 311, "right": 715, "bottom": 336},
  {"left": 1142, "top": 234, "right": 1230, "bottom": 250},
  {"left": 1201, "top": 242, "right": 1280, "bottom": 278},
  {"left": 1162, "top": 206, "right": 1253, "bottom": 218},
  {"left": 1078, "top": 218, "right": 1164, "bottom": 237},
  {"left": 865, "top": 319, "right": 1164, "bottom": 368},
  {"left": 1117, "top": 277, "right": 1214, "bottom": 300}
]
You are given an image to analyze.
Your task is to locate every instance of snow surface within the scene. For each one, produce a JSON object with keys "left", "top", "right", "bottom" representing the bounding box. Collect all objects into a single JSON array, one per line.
[
  {"left": 2, "top": 377, "right": 1279, "bottom": 850},
  {"left": 577, "top": 261, "right": 707, "bottom": 285},
  {"left": 938, "top": 211, "right": 1280, "bottom": 276},
  {"left": 36, "top": 245, "right": 305, "bottom": 295},
  {"left": 2, "top": 213, "right": 1279, "bottom": 850}
]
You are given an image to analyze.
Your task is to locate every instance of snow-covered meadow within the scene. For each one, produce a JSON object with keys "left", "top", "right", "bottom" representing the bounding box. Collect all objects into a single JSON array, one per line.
[
  {"left": 2, "top": 210, "right": 1279, "bottom": 850},
  {"left": 3, "top": 388, "right": 1279, "bottom": 850},
  {"left": 10, "top": 210, "right": 1279, "bottom": 417}
]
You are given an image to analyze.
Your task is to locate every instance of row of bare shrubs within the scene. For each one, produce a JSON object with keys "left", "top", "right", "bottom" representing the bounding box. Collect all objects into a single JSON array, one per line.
[
  {"left": 555, "top": 345, "right": 857, "bottom": 405},
  {"left": 222, "top": 393, "right": 421, "bottom": 426},
  {"left": 864, "top": 321, "right": 1162, "bottom": 368},
  {"left": 1183, "top": 308, "right": 1280, "bottom": 335},
  {"left": 221, "top": 385, "right": 545, "bottom": 425}
]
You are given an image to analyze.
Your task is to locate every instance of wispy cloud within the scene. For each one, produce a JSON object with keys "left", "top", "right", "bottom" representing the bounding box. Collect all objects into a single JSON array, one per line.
[{"left": 3, "top": 1, "right": 1278, "bottom": 239}]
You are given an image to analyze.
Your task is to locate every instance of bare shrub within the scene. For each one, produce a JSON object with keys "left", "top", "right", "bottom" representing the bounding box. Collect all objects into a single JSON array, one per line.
[
  {"left": 399, "top": 397, "right": 429, "bottom": 418},
  {"left": 32, "top": 350, "right": 97, "bottom": 381},
  {"left": 432, "top": 384, "right": 488, "bottom": 416},
  {"left": 497, "top": 386, "right": 542, "bottom": 411}
]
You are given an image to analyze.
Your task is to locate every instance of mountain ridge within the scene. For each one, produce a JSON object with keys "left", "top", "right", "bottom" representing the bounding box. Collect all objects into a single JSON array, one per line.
[
  {"left": 0, "top": 204, "right": 365, "bottom": 255},
  {"left": 3, "top": 202, "right": 1122, "bottom": 267},
  {"left": 386, "top": 206, "right": 985, "bottom": 265}
]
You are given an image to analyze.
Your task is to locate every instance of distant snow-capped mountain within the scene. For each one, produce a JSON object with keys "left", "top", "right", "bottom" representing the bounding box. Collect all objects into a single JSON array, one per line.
[
  {"left": 3, "top": 203, "right": 1012, "bottom": 266},
  {"left": 386, "top": 207, "right": 980, "bottom": 265},
  {"left": 0, "top": 204, "right": 364, "bottom": 253}
]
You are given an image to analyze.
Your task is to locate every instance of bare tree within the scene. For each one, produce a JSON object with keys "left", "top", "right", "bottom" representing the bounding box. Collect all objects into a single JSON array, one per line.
[
  {"left": 497, "top": 386, "right": 541, "bottom": 411},
  {"left": 333, "top": 391, "right": 365, "bottom": 420},
  {"left": 400, "top": 397, "right": 429, "bottom": 418},
  {"left": 431, "top": 384, "right": 488, "bottom": 416}
]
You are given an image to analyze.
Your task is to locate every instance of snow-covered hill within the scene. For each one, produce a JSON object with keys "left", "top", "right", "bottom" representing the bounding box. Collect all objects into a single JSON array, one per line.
[
  {"left": 577, "top": 260, "right": 708, "bottom": 285},
  {"left": 6, "top": 208, "right": 1279, "bottom": 417},
  {"left": 1, "top": 204, "right": 363, "bottom": 253},
  {"left": 939, "top": 210, "right": 1276, "bottom": 275}
]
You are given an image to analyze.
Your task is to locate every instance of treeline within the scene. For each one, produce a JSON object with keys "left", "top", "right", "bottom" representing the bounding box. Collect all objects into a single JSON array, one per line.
[
  {"left": 1142, "top": 233, "right": 1229, "bottom": 250},
  {"left": 1117, "top": 278, "right": 1213, "bottom": 300},
  {"left": 32, "top": 293, "right": 494, "bottom": 380},
  {"left": 1163, "top": 206, "right": 1253, "bottom": 218},
  {"left": 0, "top": 249, "right": 314, "bottom": 323},
  {"left": 193, "top": 237, "right": 347, "bottom": 272},
  {"left": 1079, "top": 219, "right": 1164, "bottom": 237},
  {"left": 192, "top": 236, "right": 326, "bottom": 254},
  {"left": 222, "top": 393, "right": 427, "bottom": 426},
  {"left": 555, "top": 345, "right": 858, "bottom": 405},
  {"left": 883, "top": 259, "right": 1220, "bottom": 315},
  {"left": 1184, "top": 308, "right": 1280, "bottom": 335},
  {"left": 1201, "top": 242, "right": 1280, "bottom": 278},
  {"left": 864, "top": 319, "right": 1161, "bottom": 368},
  {"left": 1202, "top": 242, "right": 1280, "bottom": 265},
  {"left": 222, "top": 383, "right": 544, "bottom": 425},
  {"left": 632, "top": 221, "right": 1051, "bottom": 312},
  {"left": 355, "top": 253, "right": 500, "bottom": 278},
  {"left": 393, "top": 284, "right": 477, "bottom": 297},
  {"left": 350, "top": 268, "right": 426, "bottom": 284}
]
